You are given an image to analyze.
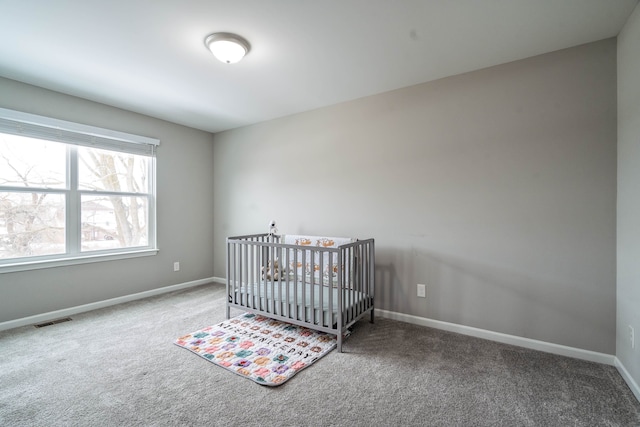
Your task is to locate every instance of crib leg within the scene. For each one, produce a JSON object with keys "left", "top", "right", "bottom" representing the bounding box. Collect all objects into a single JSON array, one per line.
[
  {"left": 226, "top": 305, "right": 230, "bottom": 320},
  {"left": 337, "top": 333, "right": 343, "bottom": 353},
  {"left": 370, "top": 307, "right": 375, "bottom": 323}
]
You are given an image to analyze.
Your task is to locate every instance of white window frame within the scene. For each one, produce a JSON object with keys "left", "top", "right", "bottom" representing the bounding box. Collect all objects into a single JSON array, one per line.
[{"left": 0, "top": 107, "right": 159, "bottom": 273}]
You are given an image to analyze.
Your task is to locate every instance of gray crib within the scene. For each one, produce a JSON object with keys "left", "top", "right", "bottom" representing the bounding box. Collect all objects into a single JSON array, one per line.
[{"left": 226, "top": 233, "right": 375, "bottom": 352}]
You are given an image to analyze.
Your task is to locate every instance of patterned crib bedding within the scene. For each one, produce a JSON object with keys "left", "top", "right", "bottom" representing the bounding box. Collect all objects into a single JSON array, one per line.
[{"left": 265, "top": 235, "right": 358, "bottom": 287}]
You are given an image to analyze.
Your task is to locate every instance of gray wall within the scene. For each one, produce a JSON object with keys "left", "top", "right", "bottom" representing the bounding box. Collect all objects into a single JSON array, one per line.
[
  {"left": 0, "top": 77, "right": 215, "bottom": 322},
  {"left": 617, "top": 3, "right": 640, "bottom": 389},
  {"left": 213, "top": 39, "right": 618, "bottom": 354}
]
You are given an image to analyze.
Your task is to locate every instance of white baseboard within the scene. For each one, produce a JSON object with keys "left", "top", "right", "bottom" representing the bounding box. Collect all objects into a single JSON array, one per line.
[
  {"left": 375, "top": 309, "right": 616, "bottom": 366},
  {"left": 615, "top": 357, "right": 640, "bottom": 403},
  {"left": 0, "top": 277, "right": 216, "bottom": 332}
]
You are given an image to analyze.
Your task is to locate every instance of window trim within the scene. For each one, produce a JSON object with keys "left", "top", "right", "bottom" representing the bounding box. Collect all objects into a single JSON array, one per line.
[
  {"left": 0, "top": 249, "right": 159, "bottom": 274},
  {"left": 0, "top": 108, "right": 159, "bottom": 273}
]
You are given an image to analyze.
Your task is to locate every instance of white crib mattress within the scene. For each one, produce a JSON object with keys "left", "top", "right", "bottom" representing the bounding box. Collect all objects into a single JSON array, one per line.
[{"left": 230, "top": 280, "right": 370, "bottom": 327}]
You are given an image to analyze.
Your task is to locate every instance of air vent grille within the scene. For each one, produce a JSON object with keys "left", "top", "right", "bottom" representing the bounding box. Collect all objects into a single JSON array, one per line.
[{"left": 34, "top": 317, "right": 72, "bottom": 328}]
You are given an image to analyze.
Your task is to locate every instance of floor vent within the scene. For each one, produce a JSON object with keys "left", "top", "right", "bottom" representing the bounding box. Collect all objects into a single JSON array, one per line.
[{"left": 34, "top": 317, "right": 72, "bottom": 328}]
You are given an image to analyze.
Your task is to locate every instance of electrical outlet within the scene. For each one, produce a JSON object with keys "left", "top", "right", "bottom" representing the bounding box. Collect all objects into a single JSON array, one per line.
[
  {"left": 417, "top": 284, "right": 426, "bottom": 298},
  {"left": 630, "top": 325, "right": 635, "bottom": 349},
  {"left": 173, "top": 262, "right": 180, "bottom": 272}
]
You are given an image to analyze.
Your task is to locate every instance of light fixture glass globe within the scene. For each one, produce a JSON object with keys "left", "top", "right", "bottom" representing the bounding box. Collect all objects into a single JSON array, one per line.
[
  {"left": 210, "top": 40, "right": 246, "bottom": 64},
  {"left": 205, "top": 33, "right": 250, "bottom": 64}
]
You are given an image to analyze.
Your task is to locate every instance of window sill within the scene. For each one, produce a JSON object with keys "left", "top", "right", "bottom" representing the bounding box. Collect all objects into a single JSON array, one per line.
[{"left": 0, "top": 249, "right": 159, "bottom": 274}]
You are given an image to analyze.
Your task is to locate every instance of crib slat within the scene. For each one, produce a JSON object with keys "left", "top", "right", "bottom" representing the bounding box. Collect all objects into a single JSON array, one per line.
[
  {"left": 352, "top": 245, "right": 358, "bottom": 321},
  {"left": 293, "top": 248, "right": 299, "bottom": 321},
  {"left": 253, "top": 241, "right": 258, "bottom": 310},
  {"left": 232, "top": 242, "right": 238, "bottom": 306},
  {"left": 340, "top": 248, "right": 345, "bottom": 324},
  {"left": 278, "top": 245, "right": 284, "bottom": 317},
  {"left": 225, "top": 239, "right": 232, "bottom": 319},
  {"left": 302, "top": 249, "right": 307, "bottom": 323},
  {"left": 345, "top": 247, "right": 348, "bottom": 324},
  {"left": 355, "top": 246, "right": 360, "bottom": 323},
  {"left": 269, "top": 242, "right": 275, "bottom": 316},
  {"left": 283, "top": 247, "right": 289, "bottom": 319},
  {"left": 337, "top": 249, "right": 343, "bottom": 345},
  {"left": 311, "top": 249, "right": 316, "bottom": 325},
  {"left": 319, "top": 247, "right": 324, "bottom": 327},
  {"left": 347, "top": 246, "right": 353, "bottom": 323},
  {"left": 241, "top": 243, "right": 246, "bottom": 306},
  {"left": 328, "top": 253, "right": 333, "bottom": 327}
]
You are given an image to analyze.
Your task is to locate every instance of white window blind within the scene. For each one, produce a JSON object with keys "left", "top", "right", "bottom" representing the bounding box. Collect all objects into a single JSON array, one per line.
[{"left": 0, "top": 108, "right": 159, "bottom": 156}]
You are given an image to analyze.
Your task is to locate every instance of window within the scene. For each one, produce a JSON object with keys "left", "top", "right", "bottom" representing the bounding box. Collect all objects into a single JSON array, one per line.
[{"left": 0, "top": 108, "right": 159, "bottom": 272}]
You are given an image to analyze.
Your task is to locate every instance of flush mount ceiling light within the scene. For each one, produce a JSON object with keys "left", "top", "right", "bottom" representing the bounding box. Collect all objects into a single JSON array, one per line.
[{"left": 204, "top": 32, "right": 250, "bottom": 64}]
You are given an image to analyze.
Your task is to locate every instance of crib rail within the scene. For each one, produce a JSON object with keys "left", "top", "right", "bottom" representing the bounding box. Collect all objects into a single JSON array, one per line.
[{"left": 226, "top": 233, "right": 375, "bottom": 351}]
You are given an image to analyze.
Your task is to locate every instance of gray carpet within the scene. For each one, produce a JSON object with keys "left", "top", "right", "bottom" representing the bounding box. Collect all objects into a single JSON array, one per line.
[{"left": 1, "top": 283, "right": 639, "bottom": 426}]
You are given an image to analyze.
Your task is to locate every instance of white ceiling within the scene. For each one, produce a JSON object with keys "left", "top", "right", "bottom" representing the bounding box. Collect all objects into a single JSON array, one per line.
[{"left": 0, "top": 0, "right": 638, "bottom": 134}]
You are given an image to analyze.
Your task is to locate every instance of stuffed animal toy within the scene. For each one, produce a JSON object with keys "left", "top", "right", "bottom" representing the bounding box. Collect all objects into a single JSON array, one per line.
[{"left": 262, "top": 259, "right": 285, "bottom": 281}]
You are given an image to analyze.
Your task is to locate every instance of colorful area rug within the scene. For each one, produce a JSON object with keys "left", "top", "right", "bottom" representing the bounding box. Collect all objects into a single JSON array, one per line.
[{"left": 175, "top": 312, "right": 337, "bottom": 386}]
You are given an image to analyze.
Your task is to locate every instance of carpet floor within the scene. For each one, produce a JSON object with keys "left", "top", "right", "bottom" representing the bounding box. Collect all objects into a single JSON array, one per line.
[{"left": 1, "top": 282, "right": 639, "bottom": 426}]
